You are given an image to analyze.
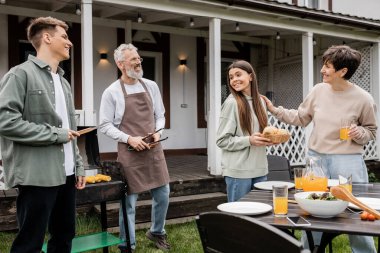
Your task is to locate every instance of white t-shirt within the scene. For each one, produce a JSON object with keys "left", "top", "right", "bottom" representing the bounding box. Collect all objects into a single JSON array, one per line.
[{"left": 51, "top": 72, "right": 74, "bottom": 176}]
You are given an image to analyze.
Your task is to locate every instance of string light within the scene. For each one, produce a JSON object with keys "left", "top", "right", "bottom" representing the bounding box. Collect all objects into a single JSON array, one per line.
[
  {"left": 235, "top": 22, "right": 240, "bottom": 32},
  {"left": 137, "top": 12, "right": 143, "bottom": 23},
  {"left": 276, "top": 32, "right": 281, "bottom": 40},
  {"left": 75, "top": 5, "right": 81, "bottom": 15},
  {"left": 189, "top": 17, "right": 194, "bottom": 27}
]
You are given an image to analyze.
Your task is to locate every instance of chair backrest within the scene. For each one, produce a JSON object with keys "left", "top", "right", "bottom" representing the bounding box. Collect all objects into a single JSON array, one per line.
[
  {"left": 267, "top": 155, "right": 292, "bottom": 181},
  {"left": 196, "top": 212, "right": 310, "bottom": 253}
]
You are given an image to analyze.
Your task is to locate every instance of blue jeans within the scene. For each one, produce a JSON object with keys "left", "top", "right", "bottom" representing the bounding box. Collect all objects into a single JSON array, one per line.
[
  {"left": 302, "top": 150, "right": 376, "bottom": 253},
  {"left": 119, "top": 184, "right": 170, "bottom": 249},
  {"left": 225, "top": 175, "right": 267, "bottom": 202}
]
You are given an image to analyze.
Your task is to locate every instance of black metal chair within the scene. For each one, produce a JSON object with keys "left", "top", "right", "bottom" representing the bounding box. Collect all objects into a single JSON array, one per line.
[
  {"left": 196, "top": 212, "right": 310, "bottom": 253},
  {"left": 267, "top": 155, "right": 292, "bottom": 181}
]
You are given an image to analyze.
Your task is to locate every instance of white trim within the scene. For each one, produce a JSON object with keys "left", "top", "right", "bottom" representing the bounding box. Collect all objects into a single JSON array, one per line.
[
  {"left": 208, "top": 18, "right": 222, "bottom": 175},
  {"left": 371, "top": 43, "right": 380, "bottom": 160},
  {"left": 139, "top": 51, "right": 163, "bottom": 93},
  {"left": 81, "top": 0, "right": 95, "bottom": 126}
]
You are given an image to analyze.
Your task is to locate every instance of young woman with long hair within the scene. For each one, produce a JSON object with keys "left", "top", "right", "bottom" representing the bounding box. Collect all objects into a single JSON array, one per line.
[{"left": 217, "top": 60, "right": 273, "bottom": 202}]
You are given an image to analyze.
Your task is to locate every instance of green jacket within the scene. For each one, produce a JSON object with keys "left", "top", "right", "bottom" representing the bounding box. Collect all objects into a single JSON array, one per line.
[
  {"left": 0, "top": 55, "right": 84, "bottom": 189},
  {"left": 216, "top": 94, "right": 268, "bottom": 178}
]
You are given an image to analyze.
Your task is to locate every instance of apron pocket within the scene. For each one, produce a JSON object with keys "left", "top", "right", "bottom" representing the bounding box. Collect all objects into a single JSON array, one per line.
[{"left": 154, "top": 148, "right": 165, "bottom": 161}]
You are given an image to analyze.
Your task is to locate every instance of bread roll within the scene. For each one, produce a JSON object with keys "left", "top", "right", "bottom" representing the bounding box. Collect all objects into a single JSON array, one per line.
[{"left": 262, "top": 126, "right": 290, "bottom": 144}]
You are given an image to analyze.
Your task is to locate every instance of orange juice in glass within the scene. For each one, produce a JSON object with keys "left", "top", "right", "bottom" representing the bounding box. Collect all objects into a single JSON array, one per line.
[
  {"left": 294, "top": 167, "right": 305, "bottom": 191},
  {"left": 272, "top": 185, "right": 288, "bottom": 217},
  {"left": 339, "top": 127, "right": 350, "bottom": 141},
  {"left": 302, "top": 175, "right": 328, "bottom": 191},
  {"left": 339, "top": 174, "right": 353, "bottom": 193},
  {"left": 340, "top": 119, "right": 352, "bottom": 141},
  {"left": 273, "top": 197, "right": 288, "bottom": 215}
]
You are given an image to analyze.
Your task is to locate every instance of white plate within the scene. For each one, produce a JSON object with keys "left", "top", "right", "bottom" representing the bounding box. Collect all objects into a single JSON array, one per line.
[
  {"left": 348, "top": 197, "right": 380, "bottom": 210},
  {"left": 217, "top": 201, "right": 272, "bottom": 215},
  {"left": 254, "top": 181, "right": 295, "bottom": 190},
  {"left": 328, "top": 179, "right": 339, "bottom": 187}
]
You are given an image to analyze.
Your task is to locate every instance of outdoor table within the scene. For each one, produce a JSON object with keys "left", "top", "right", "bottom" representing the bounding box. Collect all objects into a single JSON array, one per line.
[{"left": 240, "top": 183, "right": 380, "bottom": 253}]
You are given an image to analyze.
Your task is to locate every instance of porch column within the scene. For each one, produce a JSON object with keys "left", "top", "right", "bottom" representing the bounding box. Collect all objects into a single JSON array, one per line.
[
  {"left": 125, "top": 20, "right": 132, "bottom": 43},
  {"left": 302, "top": 32, "right": 314, "bottom": 150},
  {"left": 371, "top": 42, "right": 380, "bottom": 159},
  {"left": 81, "top": 0, "right": 95, "bottom": 126},
  {"left": 208, "top": 18, "right": 222, "bottom": 175}
]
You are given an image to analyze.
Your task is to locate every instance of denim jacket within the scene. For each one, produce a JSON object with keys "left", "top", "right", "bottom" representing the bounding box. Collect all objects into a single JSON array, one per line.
[{"left": 0, "top": 55, "right": 84, "bottom": 188}]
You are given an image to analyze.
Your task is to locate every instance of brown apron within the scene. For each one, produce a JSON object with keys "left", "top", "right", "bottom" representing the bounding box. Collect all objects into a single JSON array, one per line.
[{"left": 117, "top": 79, "right": 169, "bottom": 194}]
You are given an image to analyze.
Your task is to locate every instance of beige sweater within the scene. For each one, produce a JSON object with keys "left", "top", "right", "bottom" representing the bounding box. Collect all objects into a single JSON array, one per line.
[{"left": 273, "top": 83, "right": 377, "bottom": 154}]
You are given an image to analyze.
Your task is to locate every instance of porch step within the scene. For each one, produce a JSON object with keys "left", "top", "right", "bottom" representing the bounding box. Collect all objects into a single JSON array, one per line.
[
  {"left": 138, "top": 177, "right": 225, "bottom": 200},
  {"left": 94, "top": 192, "right": 227, "bottom": 228}
]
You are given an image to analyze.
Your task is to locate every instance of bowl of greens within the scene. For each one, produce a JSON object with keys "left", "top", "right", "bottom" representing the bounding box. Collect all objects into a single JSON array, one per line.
[{"left": 294, "top": 191, "right": 348, "bottom": 218}]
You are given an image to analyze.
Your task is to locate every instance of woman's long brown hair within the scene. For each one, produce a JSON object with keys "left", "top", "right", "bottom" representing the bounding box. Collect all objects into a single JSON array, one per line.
[{"left": 227, "top": 60, "right": 268, "bottom": 135}]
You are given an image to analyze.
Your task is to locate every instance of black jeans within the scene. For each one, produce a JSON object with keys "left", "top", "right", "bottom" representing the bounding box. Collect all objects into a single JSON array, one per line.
[{"left": 10, "top": 175, "right": 76, "bottom": 253}]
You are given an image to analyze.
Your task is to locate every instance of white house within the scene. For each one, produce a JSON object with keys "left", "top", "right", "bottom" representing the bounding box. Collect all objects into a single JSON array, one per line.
[{"left": 0, "top": 0, "right": 380, "bottom": 189}]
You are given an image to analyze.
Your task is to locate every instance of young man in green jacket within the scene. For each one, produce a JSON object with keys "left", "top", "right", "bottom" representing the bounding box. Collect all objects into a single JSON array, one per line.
[{"left": 0, "top": 17, "right": 85, "bottom": 253}]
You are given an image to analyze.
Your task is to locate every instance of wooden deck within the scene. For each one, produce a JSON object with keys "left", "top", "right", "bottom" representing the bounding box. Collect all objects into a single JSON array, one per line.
[{"left": 166, "top": 154, "right": 215, "bottom": 182}]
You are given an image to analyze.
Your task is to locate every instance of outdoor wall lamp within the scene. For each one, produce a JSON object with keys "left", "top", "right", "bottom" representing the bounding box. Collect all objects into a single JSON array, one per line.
[
  {"left": 179, "top": 59, "right": 187, "bottom": 66},
  {"left": 100, "top": 53, "right": 108, "bottom": 60}
]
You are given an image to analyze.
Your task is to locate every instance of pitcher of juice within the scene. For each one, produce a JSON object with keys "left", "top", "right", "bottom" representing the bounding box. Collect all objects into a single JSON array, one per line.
[{"left": 302, "top": 156, "right": 328, "bottom": 191}]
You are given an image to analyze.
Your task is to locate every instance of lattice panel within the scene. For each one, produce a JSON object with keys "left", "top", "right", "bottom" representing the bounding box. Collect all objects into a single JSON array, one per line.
[
  {"left": 351, "top": 46, "right": 371, "bottom": 92},
  {"left": 364, "top": 141, "right": 377, "bottom": 160},
  {"left": 273, "top": 62, "right": 303, "bottom": 109},
  {"left": 266, "top": 113, "right": 306, "bottom": 166},
  {"left": 0, "top": 166, "right": 5, "bottom": 190}
]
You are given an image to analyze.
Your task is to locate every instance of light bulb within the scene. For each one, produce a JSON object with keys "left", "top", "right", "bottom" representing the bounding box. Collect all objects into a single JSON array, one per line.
[
  {"left": 137, "top": 13, "right": 143, "bottom": 23},
  {"left": 313, "top": 39, "right": 317, "bottom": 46},
  {"left": 190, "top": 18, "right": 194, "bottom": 27},
  {"left": 235, "top": 22, "right": 240, "bottom": 32},
  {"left": 276, "top": 32, "right": 281, "bottom": 40},
  {"left": 75, "top": 5, "right": 81, "bottom": 15}
]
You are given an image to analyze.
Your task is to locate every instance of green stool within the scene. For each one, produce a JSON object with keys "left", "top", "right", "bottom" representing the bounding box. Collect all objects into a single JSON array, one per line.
[{"left": 42, "top": 231, "right": 124, "bottom": 252}]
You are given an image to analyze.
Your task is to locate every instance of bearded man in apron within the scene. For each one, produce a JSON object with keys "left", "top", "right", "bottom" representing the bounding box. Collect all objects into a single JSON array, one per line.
[{"left": 99, "top": 43, "right": 170, "bottom": 252}]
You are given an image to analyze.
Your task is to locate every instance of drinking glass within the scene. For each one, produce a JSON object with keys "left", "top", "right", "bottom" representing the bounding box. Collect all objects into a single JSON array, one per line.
[
  {"left": 339, "top": 174, "right": 353, "bottom": 193},
  {"left": 273, "top": 185, "right": 288, "bottom": 217},
  {"left": 340, "top": 119, "right": 352, "bottom": 141},
  {"left": 293, "top": 167, "right": 305, "bottom": 191}
]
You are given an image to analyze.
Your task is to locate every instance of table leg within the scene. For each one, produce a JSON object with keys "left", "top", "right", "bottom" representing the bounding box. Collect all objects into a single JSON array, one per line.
[
  {"left": 316, "top": 232, "right": 339, "bottom": 253},
  {"left": 306, "top": 231, "right": 315, "bottom": 251},
  {"left": 100, "top": 202, "right": 109, "bottom": 253}
]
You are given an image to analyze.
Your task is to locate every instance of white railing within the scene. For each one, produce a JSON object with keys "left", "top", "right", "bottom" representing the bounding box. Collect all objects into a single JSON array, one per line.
[{"left": 266, "top": 114, "right": 378, "bottom": 166}]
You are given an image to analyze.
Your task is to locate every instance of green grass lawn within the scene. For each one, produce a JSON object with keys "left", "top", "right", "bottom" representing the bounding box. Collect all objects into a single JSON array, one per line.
[{"left": 0, "top": 213, "right": 377, "bottom": 252}]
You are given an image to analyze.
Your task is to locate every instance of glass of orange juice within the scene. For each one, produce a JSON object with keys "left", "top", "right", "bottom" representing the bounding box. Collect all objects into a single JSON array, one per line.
[
  {"left": 273, "top": 185, "right": 288, "bottom": 217},
  {"left": 294, "top": 167, "right": 305, "bottom": 191},
  {"left": 340, "top": 119, "right": 352, "bottom": 141},
  {"left": 339, "top": 174, "right": 353, "bottom": 192}
]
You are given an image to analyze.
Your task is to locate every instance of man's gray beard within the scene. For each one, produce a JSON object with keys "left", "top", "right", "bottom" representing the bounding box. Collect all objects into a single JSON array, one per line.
[{"left": 127, "top": 68, "right": 143, "bottom": 79}]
